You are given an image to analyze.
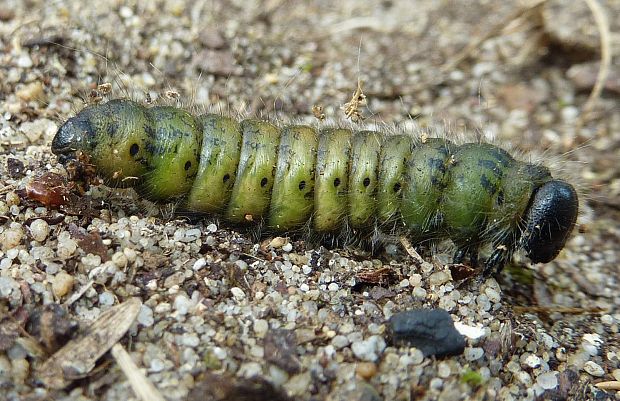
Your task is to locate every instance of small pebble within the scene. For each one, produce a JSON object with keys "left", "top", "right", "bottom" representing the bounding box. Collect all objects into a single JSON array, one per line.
[
  {"left": 11, "top": 358, "right": 29, "bottom": 384},
  {"left": 51, "top": 271, "right": 74, "bottom": 298},
  {"left": 410, "top": 348, "right": 425, "bottom": 364},
  {"left": 269, "top": 237, "right": 287, "bottom": 248},
  {"left": 583, "top": 361, "right": 605, "bottom": 377},
  {"left": 356, "top": 362, "right": 377, "bottom": 380},
  {"left": 192, "top": 257, "right": 207, "bottom": 271},
  {"left": 536, "top": 371, "right": 558, "bottom": 390},
  {"left": 331, "top": 335, "right": 350, "bottom": 349},
  {"left": 149, "top": 358, "right": 165, "bottom": 372},
  {"left": 111, "top": 252, "right": 128, "bottom": 268},
  {"left": 98, "top": 291, "right": 115, "bottom": 306},
  {"left": 428, "top": 270, "right": 451, "bottom": 286},
  {"left": 29, "top": 219, "right": 50, "bottom": 242},
  {"left": 525, "top": 354, "right": 542, "bottom": 368},
  {"left": 437, "top": 361, "right": 451, "bottom": 378},
  {"left": 465, "top": 347, "right": 484, "bottom": 361},
  {"left": 137, "top": 305, "right": 154, "bottom": 327},
  {"left": 173, "top": 294, "right": 191, "bottom": 315},
  {"left": 230, "top": 287, "right": 246, "bottom": 300},
  {"left": 1, "top": 228, "right": 23, "bottom": 250},
  {"left": 351, "top": 336, "right": 386, "bottom": 362},
  {"left": 253, "top": 319, "right": 269, "bottom": 337}
]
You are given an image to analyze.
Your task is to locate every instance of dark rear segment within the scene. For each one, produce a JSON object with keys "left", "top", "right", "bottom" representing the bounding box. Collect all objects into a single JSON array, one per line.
[{"left": 523, "top": 180, "right": 579, "bottom": 263}]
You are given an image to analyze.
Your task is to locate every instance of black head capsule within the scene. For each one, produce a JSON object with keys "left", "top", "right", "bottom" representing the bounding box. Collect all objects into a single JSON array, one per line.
[
  {"left": 51, "top": 114, "right": 92, "bottom": 163},
  {"left": 522, "top": 180, "right": 579, "bottom": 263}
]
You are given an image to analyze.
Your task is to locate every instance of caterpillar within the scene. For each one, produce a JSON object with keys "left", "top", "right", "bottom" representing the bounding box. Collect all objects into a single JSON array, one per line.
[{"left": 51, "top": 98, "right": 578, "bottom": 275}]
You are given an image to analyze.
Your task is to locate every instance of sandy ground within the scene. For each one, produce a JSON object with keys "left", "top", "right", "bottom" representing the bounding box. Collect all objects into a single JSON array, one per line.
[{"left": 0, "top": 0, "right": 619, "bottom": 400}]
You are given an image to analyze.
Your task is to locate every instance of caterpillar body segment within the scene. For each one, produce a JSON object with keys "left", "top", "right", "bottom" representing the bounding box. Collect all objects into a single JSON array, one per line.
[{"left": 52, "top": 98, "right": 579, "bottom": 272}]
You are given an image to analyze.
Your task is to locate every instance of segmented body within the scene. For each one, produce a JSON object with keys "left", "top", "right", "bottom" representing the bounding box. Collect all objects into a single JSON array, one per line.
[{"left": 52, "top": 99, "right": 579, "bottom": 272}]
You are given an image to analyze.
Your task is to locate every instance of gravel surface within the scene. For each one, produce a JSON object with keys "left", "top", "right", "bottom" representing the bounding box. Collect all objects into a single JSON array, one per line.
[{"left": 1, "top": 1, "right": 619, "bottom": 400}]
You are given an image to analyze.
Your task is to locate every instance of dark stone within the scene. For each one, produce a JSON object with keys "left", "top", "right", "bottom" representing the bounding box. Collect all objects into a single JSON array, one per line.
[
  {"left": 7, "top": 158, "right": 25, "bottom": 179},
  {"left": 188, "top": 372, "right": 291, "bottom": 401},
  {"left": 387, "top": 308, "right": 466, "bottom": 357},
  {"left": 264, "top": 328, "right": 301, "bottom": 374},
  {"left": 26, "top": 303, "right": 78, "bottom": 354}
]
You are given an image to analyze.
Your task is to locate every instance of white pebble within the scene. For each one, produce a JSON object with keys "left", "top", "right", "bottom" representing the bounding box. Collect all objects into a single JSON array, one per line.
[
  {"left": 238, "top": 361, "right": 262, "bottom": 378},
  {"left": 137, "top": 305, "right": 154, "bottom": 327},
  {"left": 351, "top": 335, "right": 386, "bottom": 362},
  {"left": 174, "top": 294, "right": 191, "bottom": 315},
  {"left": 253, "top": 319, "right": 269, "bottom": 337},
  {"left": 1, "top": 228, "right": 23, "bottom": 250},
  {"left": 193, "top": 257, "right": 207, "bottom": 271},
  {"left": 331, "top": 335, "right": 350, "bottom": 349},
  {"left": 410, "top": 348, "right": 425, "bottom": 364},
  {"left": 230, "top": 287, "right": 246, "bottom": 300},
  {"left": 181, "top": 334, "right": 200, "bottom": 347},
  {"left": 327, "top": 282, "right": 339, "bottom": 292},
  {"left": 536, "top": 371, "right": 558, "bottom": 390},
  {"left": 212, "top": 346, "right": 227, "bottom": 359},
  {"left": 408, "top": 274, "right": 422, "bottom": 286},
  {"left": 29, "top": 220, "right": 49, "bottom": 242},
  {"left": 119, "top": 6, "right": 133, "bottom": 18},
  {"left": 600, "top": 315, "right": 614, "bottom": 325},
  {"left": 464, "top": 347, "right": 484, "bottom": 361},
  {"left": 282, "top": 243, "right": 293, "bottom": 252},
  {"left": 123, "top": 247, "right": 137, "bottom": 263},
  {"left": 206, "top": 223, "right": 217, "bottom": 233},
  {"left": 437, "top": 361, "right": 451, "bottom": 378},
  {"left": 57, "top": 238, "right": 77, "bottom": 259},
  {"left": 98, "top": 291, "right": 115, "bottom": 306},
  {"left": 484, "top": 287, "right": 501, "bottom": 303},
  {"left": 111, "top": 252, "right": 128, "bottom": 268},
  {"left": 583, "top": 361, "right": 605, "bottom": 377},
  {"left": 16, "top": 53, "right": 33, "bottom": 68},
  {"left": 412, "top": 286, "right": 427, "bottom": 300},
  {"left": 149, "top": 358, "right": 166, "bottom": 372},
  {"left": 525, "top": 354, "right": 542, "bottom": 368}
]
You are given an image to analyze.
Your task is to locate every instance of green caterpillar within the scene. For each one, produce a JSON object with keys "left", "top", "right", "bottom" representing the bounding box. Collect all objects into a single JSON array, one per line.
[{"left": 51, "top": 99, "right": 578, "bottom": 275}]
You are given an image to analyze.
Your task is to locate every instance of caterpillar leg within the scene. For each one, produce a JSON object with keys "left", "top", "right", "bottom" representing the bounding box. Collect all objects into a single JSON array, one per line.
[
  {"left": 482, "top": 247, "right": 511, "bottom": 277},
  {"left": 453, "top": 247, "right": 479, "bottom": 267}
]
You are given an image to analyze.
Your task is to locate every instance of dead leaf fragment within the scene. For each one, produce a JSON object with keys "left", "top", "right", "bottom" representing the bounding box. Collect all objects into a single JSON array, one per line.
[{"left": 36, "top": 297, "right": 142, "bottom": 389}]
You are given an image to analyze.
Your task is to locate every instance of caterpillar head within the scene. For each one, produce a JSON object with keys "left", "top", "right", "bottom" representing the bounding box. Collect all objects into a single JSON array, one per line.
[
  {"left": 522, "top": 180, "right": 579, "bottom": 263},
  {"left": 52, "top": 113, "right": 91, "bottom": 163}
]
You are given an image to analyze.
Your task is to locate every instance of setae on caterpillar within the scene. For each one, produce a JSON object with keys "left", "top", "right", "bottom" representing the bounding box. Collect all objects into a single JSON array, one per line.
[{"left": 51, "top": 98, "right": 578, "bottom": 276}]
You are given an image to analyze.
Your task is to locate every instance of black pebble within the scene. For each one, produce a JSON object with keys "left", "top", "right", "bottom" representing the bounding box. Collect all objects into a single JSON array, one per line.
[{"left": 388, "top": 308, "right": 466, "bottom": 357}]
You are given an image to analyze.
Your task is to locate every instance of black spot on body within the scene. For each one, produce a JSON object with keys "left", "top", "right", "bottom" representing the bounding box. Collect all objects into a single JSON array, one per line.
[
  {"left": 496, "top": 191, "right": 504, "bottom": 206},
  {"left": 363, "top": 177, "right": 370, "bottom": 187},
  {"left": 299, "top": 181, "right": 306, "bottom": 190},
  {"left": 334, "top": 178, "right": 341, "bottom": 187},
  {"left": 393, "top": 182, "right": 401, "bottom": 193},
  {"left": 106, "top": 120, "right": 120, "bottom": 137},
  {"left": 478, "top": 159, "right": 503, "bottom": 178},
  {"left": 261, "top": 177, "right": 268, "bottom": 187},
  {"left": 480, "top": 174, "right": 497, "bottom": 194},
  {"left": 223, "top": 173, "right": 230, "bottom": 183},
  {"left": 428, "top": 158, "right": 446, "bottom": 174},
  {"left": 184, "top": 161, "right": 192, "bottom": 171},
  {"left": 129, "top": 143, "right": 140, "bottom": 156}
]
